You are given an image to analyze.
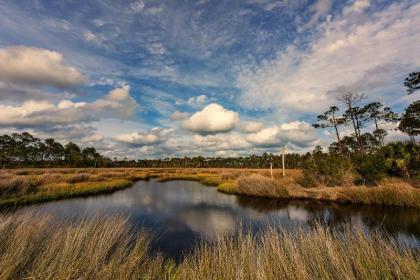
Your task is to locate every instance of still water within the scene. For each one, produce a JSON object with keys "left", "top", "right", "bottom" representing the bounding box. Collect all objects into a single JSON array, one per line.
[{"left": 5, "top": 180, "right": 420, "bottom": 259}]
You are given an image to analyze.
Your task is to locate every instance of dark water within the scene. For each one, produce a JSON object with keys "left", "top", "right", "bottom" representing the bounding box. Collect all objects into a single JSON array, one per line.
[{"left": 4, "top": 180, "right": 420, "bottom": 260}]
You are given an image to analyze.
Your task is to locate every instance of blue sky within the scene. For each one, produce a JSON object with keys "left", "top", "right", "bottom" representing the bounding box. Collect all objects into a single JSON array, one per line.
[{"left": 0, "top": 0, "right": 419, "bottom": 158}]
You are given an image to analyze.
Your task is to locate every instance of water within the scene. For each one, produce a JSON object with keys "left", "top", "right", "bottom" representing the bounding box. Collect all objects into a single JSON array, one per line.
[{"left": 3, "top": 180, "right": 420, "bottom": 260}]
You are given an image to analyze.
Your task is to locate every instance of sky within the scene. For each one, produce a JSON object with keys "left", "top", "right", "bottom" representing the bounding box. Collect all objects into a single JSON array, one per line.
[{"left": 0, "top": 0, "right": 419, "bottom": 159}]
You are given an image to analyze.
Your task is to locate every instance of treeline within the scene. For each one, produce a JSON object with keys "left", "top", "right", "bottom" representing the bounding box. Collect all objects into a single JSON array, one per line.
[
  {"left": 304, "top": 72, "right": 419, "bottom": 185},
  {"left": 119, "top": 153, "right": 304, "bottom": 169},
  {"left": 0, "top": 132, "right": 306, "bottom": 169},
  {"left": 0, "top": 132, "right": 110, "bottom": 168},
  {"left": 0, "top": 132, "right": 305, "bottom": 169}
]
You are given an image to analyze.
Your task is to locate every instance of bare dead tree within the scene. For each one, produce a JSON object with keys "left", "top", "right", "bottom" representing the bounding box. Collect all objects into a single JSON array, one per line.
[{"left": 337, "top": 92, "right": 367, "bottom": 153}]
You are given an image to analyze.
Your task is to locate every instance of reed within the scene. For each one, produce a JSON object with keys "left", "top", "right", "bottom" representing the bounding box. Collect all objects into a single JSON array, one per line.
[
  {"left": 1, "top": 213, "right": 418, "bottom": 279},
  {"left": 0, "top": 214, "right": 169, "bottom": 280},
  {"left": 177, "top": 224, "right": 420, "bottom": 280}
]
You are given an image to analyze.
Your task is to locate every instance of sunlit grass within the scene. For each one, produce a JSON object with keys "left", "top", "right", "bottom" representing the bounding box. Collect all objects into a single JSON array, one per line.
[
  {"left": 178, "top": 224, "right": 420, "bottom": 280},
  {"left": 217, "top": 171, "right": 420, "bottom": 208},
  {"left": 0, "top": 214, "right": 169, "bottom": 280}
]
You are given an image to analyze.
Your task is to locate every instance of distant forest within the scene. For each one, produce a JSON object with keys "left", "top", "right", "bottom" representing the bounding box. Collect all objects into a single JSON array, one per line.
[{"left": 0, "top": 131, "right": 304, "bottom": 169}]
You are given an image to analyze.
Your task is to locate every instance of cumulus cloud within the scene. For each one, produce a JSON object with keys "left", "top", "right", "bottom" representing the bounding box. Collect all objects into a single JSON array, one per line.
[
  {"left": 0, "top": 82, "right": 76, "bottom": 102},
  {"left": 183, "top": 103, "right": 239, "bottom": 134},
  {"left": 0, "top": 46, "right": 88, "bottom": 87},
  {"left": 170, "top": 111, "right": 189, "bottom": 121},
  {"left": 90, "top": 85, "right": 138, "bottom": 118},
  {"left": 239, "top": 121, "right": 263, "bottom": 133},
  {"left": 237, "top": 1, "right": 420, "bottom": 116},
  {"left": 115, "top": 127, "right": 174, "bottom": 147},
  {"left": 192, "top": 132, "right": 251, "bottom": 151},
  {"left": 0, "top": 85, "right": 138, "bottom": 127},
  {"left": 246, "top": 121, "right": 318, "bottom": 148}
]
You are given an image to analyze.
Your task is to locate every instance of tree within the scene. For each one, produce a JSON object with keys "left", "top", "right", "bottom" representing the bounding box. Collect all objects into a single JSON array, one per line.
[
  {"left": 313, "top": 106, "right": 345, "bottom": 156},
  {"left": 64, "top": 142, "right": 82, "bottom": 166},
  {"left": 363, "top": 102, "right": 399, "bottom": 145},
  {"left": 399, "top": 101, "right": 420, "bottom": 144},
  {"left": 338, "top": 93, "right": 367, "bottom": 153},
  {"left": 0, "top": 135, "right": 15, "bottom": 168},
  {"left": 82, "top": 147, "right": 100, "bottom": 167},
  {"left": 404, "top": 72, "right": 420, "bottom": 94},
  {"left": 45, "top": 138, "right": 65, "bottom": 165}
]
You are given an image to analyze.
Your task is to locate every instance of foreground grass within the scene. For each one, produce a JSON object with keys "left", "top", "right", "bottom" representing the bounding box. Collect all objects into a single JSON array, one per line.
[
  {"left": 0, "top": 213, "right": 418, "bottom": 280},
  {"left": 1, "top": 168, "right": 419, "bottom": 208},
  {"left": 0, "top": 214, "right": 170, "bottom": 279}
]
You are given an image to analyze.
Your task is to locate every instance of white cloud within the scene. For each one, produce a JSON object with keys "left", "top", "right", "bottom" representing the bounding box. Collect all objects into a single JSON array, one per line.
[
  {"left": 192, "top": 132, "right": 251, "bottom": 151},
  {"left": 183, "top": 103, "right": 239, "bottom": 134},
  {"left": 90, "top": 85, "right": 138, "bottom": 118},
  {"left": 344, "top": 0, "right": 370, "bottom": 14},
  {"left": 115, "top": 127, "right": 174, "bottom": 147},
  {"left": 0, "top": 46, "right": 88, "bottom": 87},
  {"left": 239, "top": 121, "right": 263, "bottom": 133},
  {"left": 237, "top": 1, "right": 420, "bottom": 117},
  {"left": 0, "top": 85, "right": 138, "bottom": 127},
  {"left": 246, "top": 121, "right": 318, "bottom": 148},
  {"left": 187, "top": 94, "right": 207, "bottom": 108}
]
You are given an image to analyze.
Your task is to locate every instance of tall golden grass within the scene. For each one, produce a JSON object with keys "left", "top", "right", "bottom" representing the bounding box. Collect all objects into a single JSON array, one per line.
[
  {"left": 0, "top": 214, "right": 170, "bottom": 280},
  {"left": 0, "top": 213, "right": 418, "bottom": 279},
  {"left": 218, "top": 173, "right": 420, "bottom": 208},
  {"left": 178, "top": 225, "right": 420, "bottom": 280},
  {"left": 233, "top": 174, "right": 295, "bottom": 198}
]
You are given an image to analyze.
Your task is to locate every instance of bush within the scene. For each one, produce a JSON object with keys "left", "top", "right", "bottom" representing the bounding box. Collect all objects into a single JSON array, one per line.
[
  {"left": 300, "top": 153, "right": 353, "bottom": 187},
  {"left": 353, "top": 153, "right": 387, "bottom": 185}
]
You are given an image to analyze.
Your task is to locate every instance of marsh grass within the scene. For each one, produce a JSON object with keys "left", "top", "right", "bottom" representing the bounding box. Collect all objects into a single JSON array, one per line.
[
  {"left": 0, "top": 179, "right": 132, "bottom": 207},
  {"left": 1, "top": 168, "right": 419, "bottom": 208},
  {"left": 218, "top": 171, "right": 420, "bottom": 208},
  {"left": 177, "top": 225, "right": 420, "bottom": 280},
  {"left": 0, "top": 168, "right": 159, "bottom": 207},
  {"left": 0, "top": 176, "right": 35, "bottom": 198},
  {"left": 1, "top": 213, "right": 418, "bottom": 280},
  {"left": 233, "top": 174, "right": 292, "bottom": 198},
  {"left": 0, "top": 214, "right": 169, "bottom": 280},
  {"left": 302, "top": 179, "right": 420, "bottom": 208}
]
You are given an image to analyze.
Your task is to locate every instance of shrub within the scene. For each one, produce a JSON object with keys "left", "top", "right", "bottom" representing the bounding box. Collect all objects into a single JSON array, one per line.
[
  {"left": 353, "top": 153, "right": 387, "bottom": 185},
  {"left": 300, "top": 153, "right": 353, "bottom": 187}
]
